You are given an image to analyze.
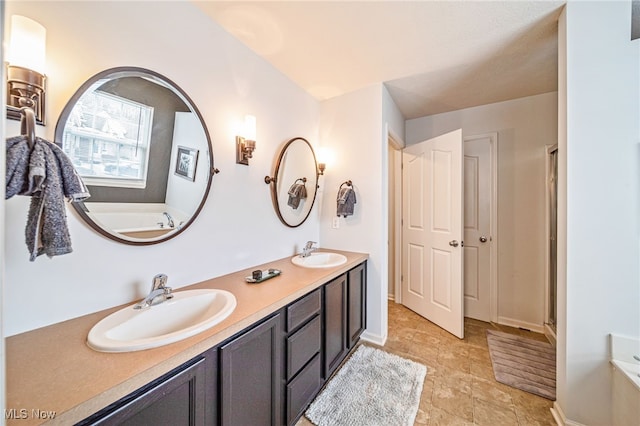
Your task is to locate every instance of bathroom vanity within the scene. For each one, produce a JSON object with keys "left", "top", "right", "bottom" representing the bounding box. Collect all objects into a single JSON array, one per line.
[{"left": 5, "top": 250, "right": 367, "bottom": 426}]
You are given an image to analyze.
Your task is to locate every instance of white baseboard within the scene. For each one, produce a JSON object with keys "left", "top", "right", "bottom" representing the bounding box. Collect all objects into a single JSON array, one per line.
[
  {"left": 497, "top": 316, "right": 545, "bottom": 334},
  {"left": 388, "top": 294, "right": 395, "bottom": 301},
  {"left": 551, "top": 402, "right": 587, "bottom": 426},
  {"left": 544, "top": 323, "right": 557, "bottom": 346},
  {"left": 360, "top": 330, "right": 387, "bottom": 346}
]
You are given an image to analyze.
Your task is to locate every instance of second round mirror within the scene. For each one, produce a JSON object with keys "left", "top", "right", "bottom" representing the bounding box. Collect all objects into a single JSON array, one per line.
[{"left": 266, "top": 137, "right": 319, "bottom": 227}]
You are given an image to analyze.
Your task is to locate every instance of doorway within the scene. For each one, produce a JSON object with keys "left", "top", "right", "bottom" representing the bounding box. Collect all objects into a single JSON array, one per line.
[
  {"left": 400, "top": 129, "right": 464, "bottom": 338},
  {"left": 545, "top": 145, "right": 558, "bottom": 340},
  {"left": 389, "top": 131, "right": 498, "bottom": 333},
  {"left": 462, "top": 133, "right": 498, "bottom": 323}
]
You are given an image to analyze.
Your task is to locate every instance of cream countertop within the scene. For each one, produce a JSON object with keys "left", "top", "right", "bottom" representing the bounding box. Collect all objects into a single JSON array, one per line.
[{"left": 6, "top": 249, "right": 368, "bottom": 426}]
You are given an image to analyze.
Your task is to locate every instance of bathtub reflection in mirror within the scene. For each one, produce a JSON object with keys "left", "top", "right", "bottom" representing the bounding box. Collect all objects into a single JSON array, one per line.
[{"left": 55, "top": 67, "right": 217, "bottom": 245}]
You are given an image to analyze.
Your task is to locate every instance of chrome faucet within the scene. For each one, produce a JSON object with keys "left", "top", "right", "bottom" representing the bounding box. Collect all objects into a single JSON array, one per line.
[
  {"left": 163, "top": 212, "right": 175, "bottom": 228},
  {"left": 301, "top": 241, "right": 317, "bottom": 258},
  {"left": 134, "top": 274, "right": 173, "bottom": 310}
]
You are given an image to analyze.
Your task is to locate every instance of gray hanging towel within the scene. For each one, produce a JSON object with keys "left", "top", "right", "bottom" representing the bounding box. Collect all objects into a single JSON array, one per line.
[
  {"left": 336, "top": 186, "right": 356, "bottom": 217},
  {"left": 6, "top": 135, "right": 90, "bottom": 261},
  {"left": 288, "top": 181, "right": 307, "bottom": 209}
]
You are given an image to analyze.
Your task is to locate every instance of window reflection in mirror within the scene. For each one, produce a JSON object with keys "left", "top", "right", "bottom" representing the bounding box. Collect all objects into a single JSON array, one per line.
[{"left": 62, "top": 87, "right": 154, "bottom": 189}]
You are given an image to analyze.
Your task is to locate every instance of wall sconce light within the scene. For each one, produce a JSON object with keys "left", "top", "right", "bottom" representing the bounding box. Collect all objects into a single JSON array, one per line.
[
  {"left": 6, "top": 15, "right": 47, "bottom": 125},
  {"left": 317, "top": 147, "right": 331, "bottom": 176},
  {"left": 236, "top": 115, "right": 257, "bottom": 165}
]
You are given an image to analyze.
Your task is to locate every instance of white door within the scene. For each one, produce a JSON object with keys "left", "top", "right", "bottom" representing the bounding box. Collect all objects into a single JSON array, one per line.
[
  {"left": 401, "top": 129, "right": 464, "bottom": 338},
  {"left": 463, "top": 135, "right": 493, "bottom": 321}
]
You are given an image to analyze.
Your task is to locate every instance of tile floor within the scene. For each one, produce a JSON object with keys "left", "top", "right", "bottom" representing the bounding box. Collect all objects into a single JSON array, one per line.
[{"left": 300, "top": 302, "right": 556, "bottom": 425}]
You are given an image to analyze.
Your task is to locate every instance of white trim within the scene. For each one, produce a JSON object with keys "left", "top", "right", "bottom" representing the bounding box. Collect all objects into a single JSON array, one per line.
[
  {"left": 387, "top": 127, "right": 404, "bottom": 304},
  {"left": 544, "top": 144, "right": 558, "bottom": 341},
  {"left": 463, "top": 132, "right": 499, "bottom": 323},
  {"left": 360, "top": 330, "right": 387, "bottom": 346},
  {"left": 497, "top": 316, "right": 545, "bottom": 334},
  {"left": 544, "top": 323, "right": 557, "bottom": 346},
  {"left": 551, "top": 402, "right": 587, "bottom": 426},
  {"left": 387, "top": 127, "right": 405, "bottom": 150}
]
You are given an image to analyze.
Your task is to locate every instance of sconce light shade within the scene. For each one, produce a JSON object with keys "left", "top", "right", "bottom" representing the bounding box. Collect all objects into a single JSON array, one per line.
[
  {"left": 236, "top": 115, "right": 257, "bottom": 165},
  {"left": 317, "top": 147, "right": 331, "bottom": 175},
  {"left": 243, "top": 114, "right": 256, "bottom": 141},
  {"left": 6, "top": 15, "right": 47, "bottom": 124}
]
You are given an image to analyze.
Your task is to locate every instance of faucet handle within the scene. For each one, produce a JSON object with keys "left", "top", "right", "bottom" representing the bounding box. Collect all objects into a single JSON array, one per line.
[
  {"left": 151, "top": 274, "right": 168, "bottom": 291},
  {"left": 305, "top": 241, "right": 317, "bottom": 249}
]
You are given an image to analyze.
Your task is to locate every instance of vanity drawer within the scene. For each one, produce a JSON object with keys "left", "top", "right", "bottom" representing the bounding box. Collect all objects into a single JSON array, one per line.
[
  {"left": 286, "top": 353, "right": 322, "bottom": 425},
  {"left": 287, "top": 289, "right": 321, "bottom": 332},
  {"left": 287, "top": 314, "right": 321, "bottom": 380}
]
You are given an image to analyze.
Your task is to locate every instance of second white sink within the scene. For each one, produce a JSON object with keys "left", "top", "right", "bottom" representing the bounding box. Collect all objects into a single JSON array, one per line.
[
  {"left": 291, "top": 252, "right": 347, "bottom": 268},
  {"left": 88, "top": 289, "right": 236, "bottom": 353}
]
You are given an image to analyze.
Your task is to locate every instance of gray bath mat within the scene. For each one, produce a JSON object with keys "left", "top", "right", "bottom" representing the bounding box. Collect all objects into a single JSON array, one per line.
[
  {"left": 305, "top": 345, "right": 426, "bottom": 426},
  {"left": 486, "top": 329, "right": 556, "bottom": 400}
]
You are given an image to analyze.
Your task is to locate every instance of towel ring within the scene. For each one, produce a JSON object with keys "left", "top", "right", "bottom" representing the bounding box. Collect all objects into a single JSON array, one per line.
[
  {"left": 20, "top": 107, "right": 36, "bottom": 149},
  {"left": 340, "top": 180, "right": 353, "bottom": 189},
  {"left": 296, "top": 177, "right": 307, "bottom": 184}
]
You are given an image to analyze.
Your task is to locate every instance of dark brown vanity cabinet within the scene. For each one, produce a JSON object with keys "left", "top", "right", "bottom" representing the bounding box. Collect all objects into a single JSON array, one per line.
[
  {"left": 347, "top": 262, "right": 367, "bottom": 349},
  {"left": 322, "top": 261, "right": 367, "bottom": 378},
  {"left": 77, "top": 350, "right": 216, "bottom": 426},
  {"left": 219, "top": 313, "right": 282, "bottom": 426},
  {"left": 283, "top": 289, "right": 323, "bottom": 425},
  {"left": 322, "top": 273, "right": 348, "bottom": 378}
]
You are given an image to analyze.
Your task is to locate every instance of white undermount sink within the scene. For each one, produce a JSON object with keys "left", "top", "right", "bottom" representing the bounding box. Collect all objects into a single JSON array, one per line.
[
  {"left": 291, "top": 252, "right": 347, "bottom": 268},
  {"left": 87, "top": 289, "right": 236, "bottom": 353}
]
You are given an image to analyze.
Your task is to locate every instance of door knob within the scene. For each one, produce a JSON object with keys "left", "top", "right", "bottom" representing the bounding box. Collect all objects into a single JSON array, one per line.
[
  {"left": 449, "top": 240, "right": 459, "bottom": 247},
  {"left": 479, "top": 236, "right": 488, "bottom": 243}
]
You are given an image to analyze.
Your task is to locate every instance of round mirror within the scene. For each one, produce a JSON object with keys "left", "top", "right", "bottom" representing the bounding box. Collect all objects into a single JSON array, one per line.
[
  {"left": 55, "top": 67, "right": 216, "bottom": 245},
  {"left": 266, "top": 137, "right": 319, "bottom": 227}
]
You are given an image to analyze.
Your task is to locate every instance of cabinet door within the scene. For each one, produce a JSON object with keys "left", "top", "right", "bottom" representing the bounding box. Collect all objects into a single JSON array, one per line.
[
  {"left": 347, "top": 262, "right": 367, "bottom": 349},
  {"left": 220, "top": 313, "right": 282, "bottom": 426},
  {"left": 80, "top": 357, "right": 207, "bottom": 426},
  {"left": 323, "top": 274, "right": 347, "bottom": 378}
]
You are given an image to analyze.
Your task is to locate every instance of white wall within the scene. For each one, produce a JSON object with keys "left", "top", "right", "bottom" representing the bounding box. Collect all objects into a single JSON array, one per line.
[
  {"left": 406, "top": 92, "right": 558, "bottom": 330},
  {"left": 1, "top": 1, "right": 6, "bottom": 423},
  {"left": 557, "top": 2, "right": 640, "bottom": 424},
  {"left": 3, "top": 1, "right": 320, "bottom": 336},
  {"left": 318, "top": 84, "right": 388, "bottom": 344},
  {"left": 165, "top": 112, "right": 210, "bottom": 216},
  {"left": 556, "top": 7, "right": 569, "bottom": 424}
]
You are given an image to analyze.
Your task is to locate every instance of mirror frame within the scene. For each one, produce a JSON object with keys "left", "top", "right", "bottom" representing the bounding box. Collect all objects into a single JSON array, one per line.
[
  {"left": 266, "top": 137, "right": 319, "bottom": 228},
  {"left": 55, "top": 66, "right": 216, "bottom": 245}
]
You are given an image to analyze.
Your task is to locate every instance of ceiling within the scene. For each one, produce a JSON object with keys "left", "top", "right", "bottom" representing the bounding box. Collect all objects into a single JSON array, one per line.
[{"left": 194, "top": 1, "right": 564, "bottom": 119}]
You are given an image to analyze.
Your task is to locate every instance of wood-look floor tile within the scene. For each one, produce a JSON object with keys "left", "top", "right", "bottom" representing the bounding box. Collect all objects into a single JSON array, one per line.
[
  {"left": 300, "top": 303, "right": 556, "bottom": 425},
  {"left": 471, "top": 376, "right": 514, "bottom": 405},
  {"left": 429, "top": 406, "right": 475, "bottom": 426},
  {"left": 473, "top": 397, "right": 519, "bottom": 426}
]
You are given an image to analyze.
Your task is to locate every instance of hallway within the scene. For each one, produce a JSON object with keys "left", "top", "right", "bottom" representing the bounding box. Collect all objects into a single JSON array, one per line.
[{"left": 384, "top": 302, "right": 556, "bottom": 425}]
